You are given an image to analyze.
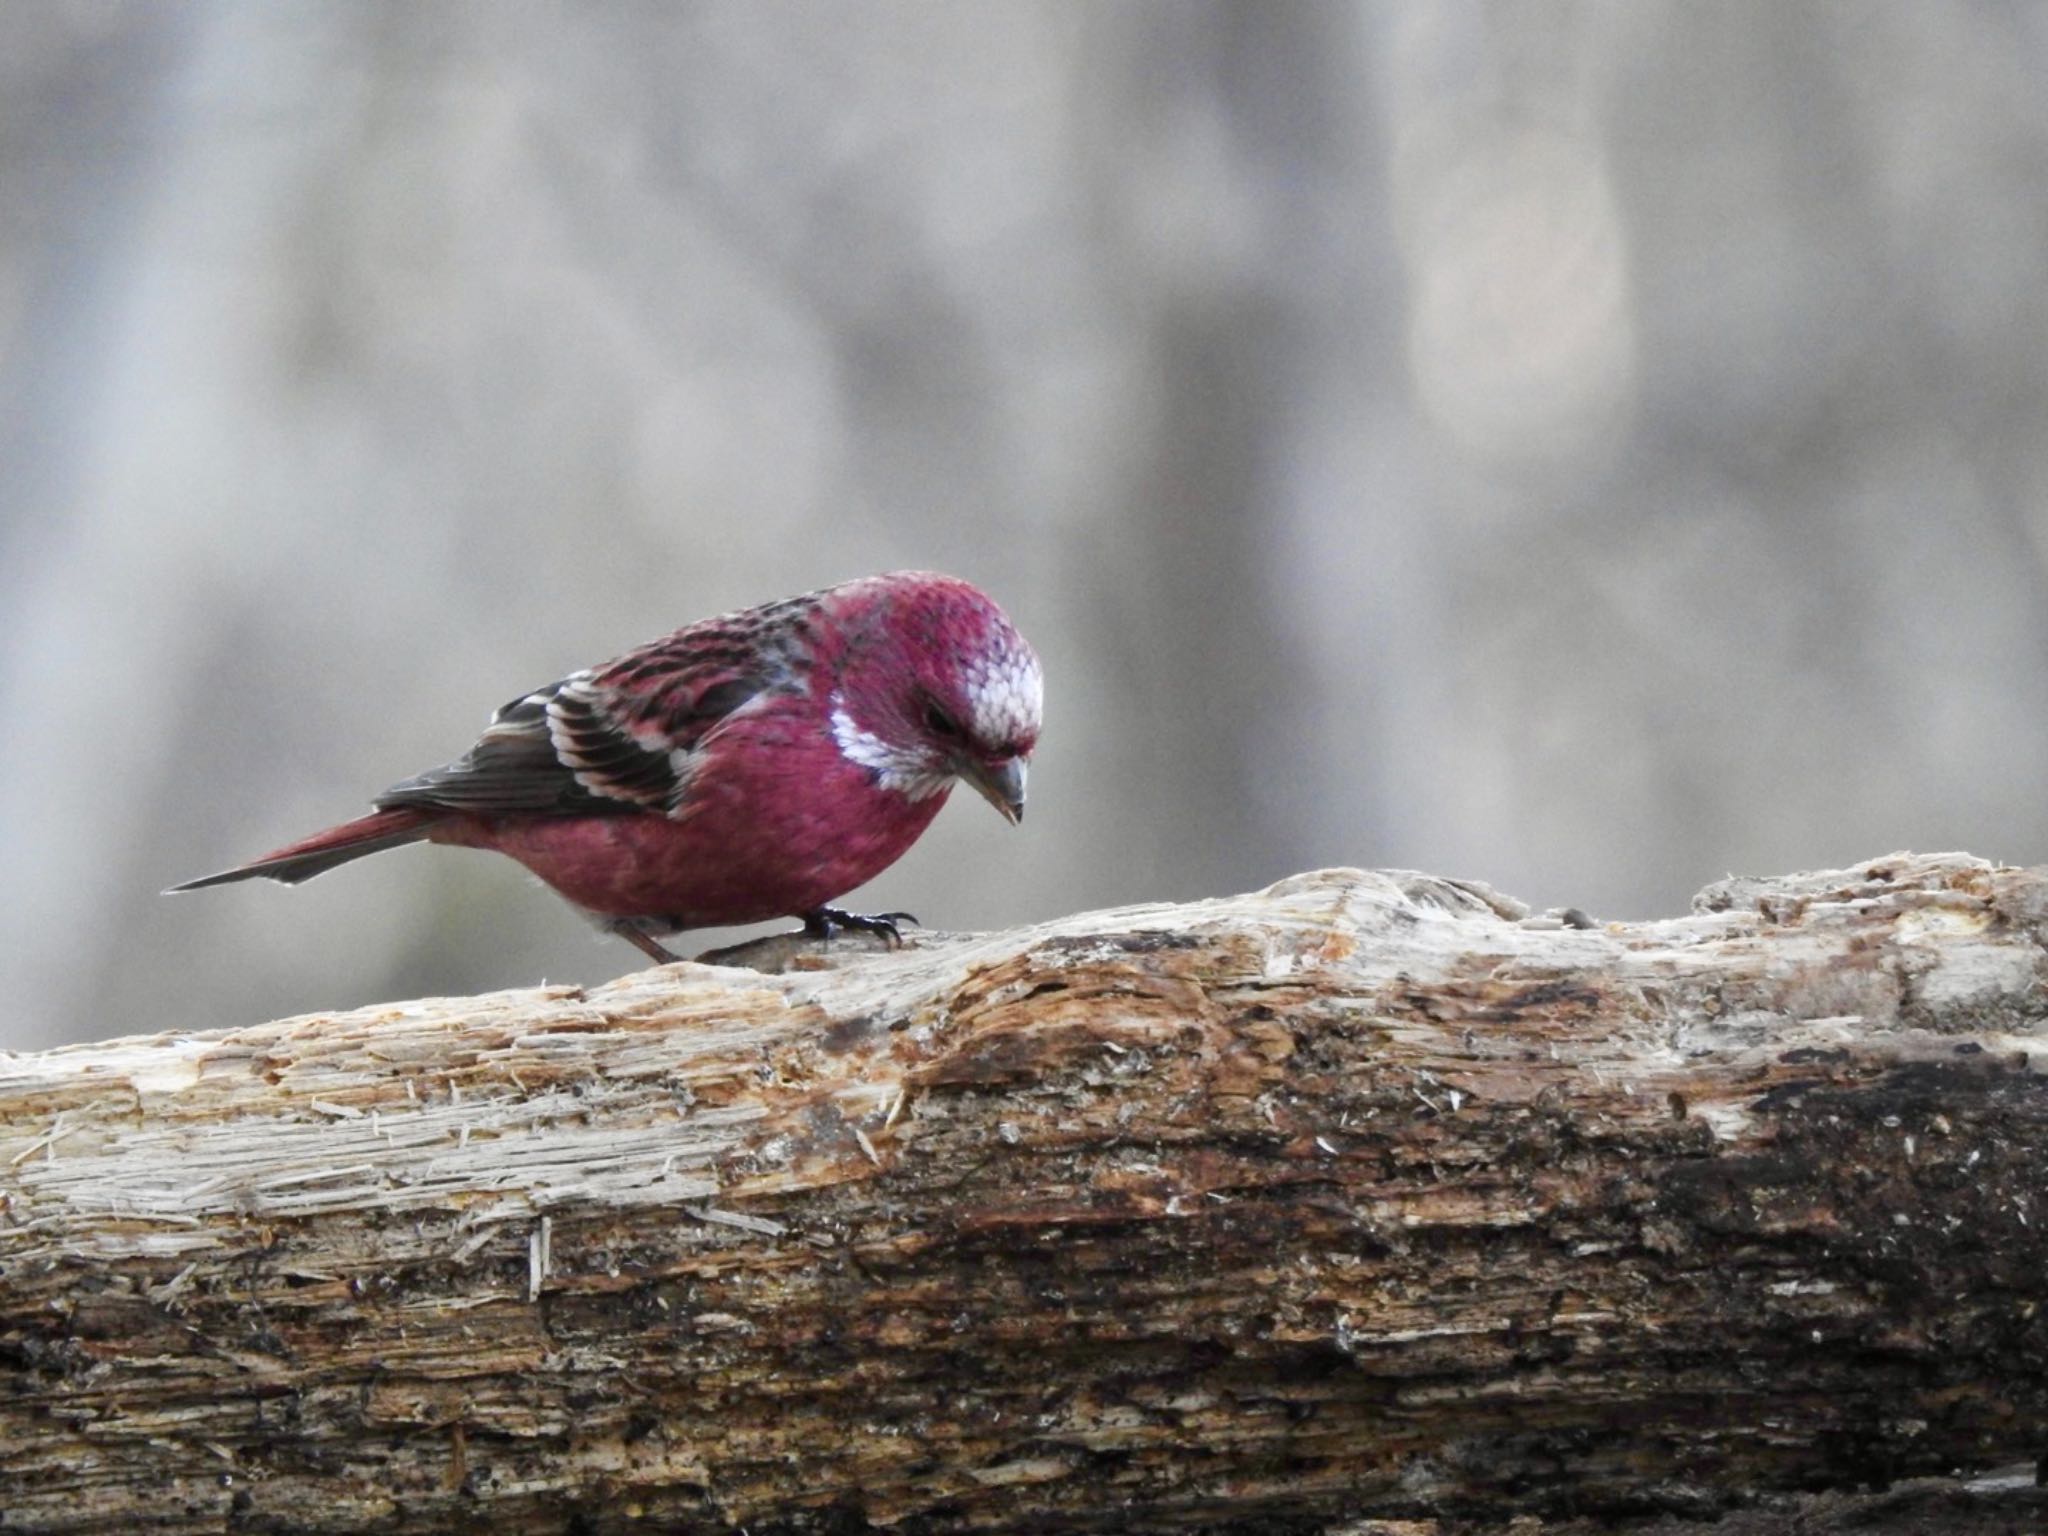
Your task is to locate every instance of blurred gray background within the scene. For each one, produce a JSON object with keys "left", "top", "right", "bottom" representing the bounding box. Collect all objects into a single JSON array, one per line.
[{"left": 6, "top": 2, "right": 2048, "bottom": 1048}]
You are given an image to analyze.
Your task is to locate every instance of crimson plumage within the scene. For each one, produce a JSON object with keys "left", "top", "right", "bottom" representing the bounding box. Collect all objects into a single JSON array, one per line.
[{"left": 170, "top": 572, "right": 1042, "bottom": 963}]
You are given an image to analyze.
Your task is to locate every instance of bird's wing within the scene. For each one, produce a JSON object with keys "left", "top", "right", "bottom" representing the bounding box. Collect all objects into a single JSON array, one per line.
[{"left": 375, "top": 620, "right": 804, "bottom": 818}]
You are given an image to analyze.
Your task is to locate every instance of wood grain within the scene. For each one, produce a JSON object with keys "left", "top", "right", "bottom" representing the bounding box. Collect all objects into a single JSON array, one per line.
[{"left": 3, "top": 853, "right": 2045, "bottom": 1532}]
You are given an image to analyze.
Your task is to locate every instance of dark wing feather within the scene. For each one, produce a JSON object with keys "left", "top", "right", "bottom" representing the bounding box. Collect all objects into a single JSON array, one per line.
[
  {"left": 375, "top": 613, "right": 810, "bottom": 818},
  {"left": 375, "top": 686, "right": 607, "bottom": 815}
]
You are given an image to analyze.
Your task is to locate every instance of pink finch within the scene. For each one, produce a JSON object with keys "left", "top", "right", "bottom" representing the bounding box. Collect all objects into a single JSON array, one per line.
[{"left": 170, "top": 572, "right": 1041, "bottom": 963}]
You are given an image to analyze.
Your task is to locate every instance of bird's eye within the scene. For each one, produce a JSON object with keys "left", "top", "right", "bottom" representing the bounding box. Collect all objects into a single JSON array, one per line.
[{"left": 923, "top": 702, "right": 962, "bottom": 739}]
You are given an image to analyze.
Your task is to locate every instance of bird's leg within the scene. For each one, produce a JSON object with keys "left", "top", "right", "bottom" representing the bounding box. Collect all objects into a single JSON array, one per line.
[
  {"left": 612, "top": 920, "right": 681, "bottom": 965},
  {"left": 800, "top": 908, "right": 921, "bottom": 947}
]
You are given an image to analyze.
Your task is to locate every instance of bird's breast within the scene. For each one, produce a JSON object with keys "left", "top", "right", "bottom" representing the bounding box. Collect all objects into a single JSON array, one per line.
[{"left": 438, "top": 707, "right": 950, "bottom": 926}]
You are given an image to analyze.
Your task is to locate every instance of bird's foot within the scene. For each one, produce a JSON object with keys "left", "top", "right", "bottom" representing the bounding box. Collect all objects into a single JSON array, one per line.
[
  {"left": 611, "top": 921, "right": 682, "bottom": 965},
  {"left": 800, "top": 907, "right": 920, "bottom": 947}
]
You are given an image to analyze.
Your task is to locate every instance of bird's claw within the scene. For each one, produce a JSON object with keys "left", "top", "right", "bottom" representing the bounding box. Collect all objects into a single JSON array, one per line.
[{"left": 801, "top": 907, "right": 921, "bottom": 947}]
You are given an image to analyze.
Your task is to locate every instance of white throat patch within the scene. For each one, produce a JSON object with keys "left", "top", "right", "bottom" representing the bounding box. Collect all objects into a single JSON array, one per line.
[{"left": 830, "top": 695, "right": 952, "bottom": 800}]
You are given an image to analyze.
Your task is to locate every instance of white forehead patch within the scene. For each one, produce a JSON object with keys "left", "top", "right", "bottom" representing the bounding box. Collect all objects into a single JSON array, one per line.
[
  {"left": 964, "top": 647, "right": 1043, "bottom": 749},
  {"left": 830, "top": 696, "right": 952, "bottom": 801}
]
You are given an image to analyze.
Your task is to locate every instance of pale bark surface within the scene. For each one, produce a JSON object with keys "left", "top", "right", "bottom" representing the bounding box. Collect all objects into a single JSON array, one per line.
[{"left": 3, "top": 852, "right": 2046, "bottom": 1534}]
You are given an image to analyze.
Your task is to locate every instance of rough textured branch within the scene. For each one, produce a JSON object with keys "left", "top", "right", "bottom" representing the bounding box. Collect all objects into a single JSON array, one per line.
[{"left": 3, "top": 853, "right": 2047, "bottom": 1533}]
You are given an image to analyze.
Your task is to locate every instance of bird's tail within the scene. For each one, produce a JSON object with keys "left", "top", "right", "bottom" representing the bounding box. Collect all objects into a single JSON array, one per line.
[{"left": 165, "top": 807, "right": 440, "bottom": 892}]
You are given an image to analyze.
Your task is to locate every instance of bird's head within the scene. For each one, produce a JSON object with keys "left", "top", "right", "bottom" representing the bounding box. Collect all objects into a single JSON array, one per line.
[{"left": 826, "top": 572, "right": 1041, "bottom": 824}]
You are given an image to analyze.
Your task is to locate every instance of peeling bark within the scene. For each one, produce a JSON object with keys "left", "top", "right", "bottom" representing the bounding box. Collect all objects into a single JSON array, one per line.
[{"left": 3, "top": 852, "right": 2046, "bottom": 1534}]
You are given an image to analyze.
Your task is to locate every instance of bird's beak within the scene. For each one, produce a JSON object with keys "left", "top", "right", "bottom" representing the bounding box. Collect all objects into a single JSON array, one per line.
[{"left": 960, "top": 756, "right": 1027, "bottom": 825}]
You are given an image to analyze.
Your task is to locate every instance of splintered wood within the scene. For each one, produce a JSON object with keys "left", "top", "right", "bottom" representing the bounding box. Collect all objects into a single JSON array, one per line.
[{"left": 3, "top": 854, "right": 2046, "bottom": 1534}]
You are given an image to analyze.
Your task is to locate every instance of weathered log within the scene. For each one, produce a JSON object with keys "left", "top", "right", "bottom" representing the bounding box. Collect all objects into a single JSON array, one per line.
[{"left": 2, "top": 852, "right": 2045, "bottom": 1534}]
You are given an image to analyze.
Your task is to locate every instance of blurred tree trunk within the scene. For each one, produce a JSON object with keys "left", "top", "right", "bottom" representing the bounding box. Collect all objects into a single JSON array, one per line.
[{"left": 3, "top": 852, "right": 2045, "bottom": 1534}]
